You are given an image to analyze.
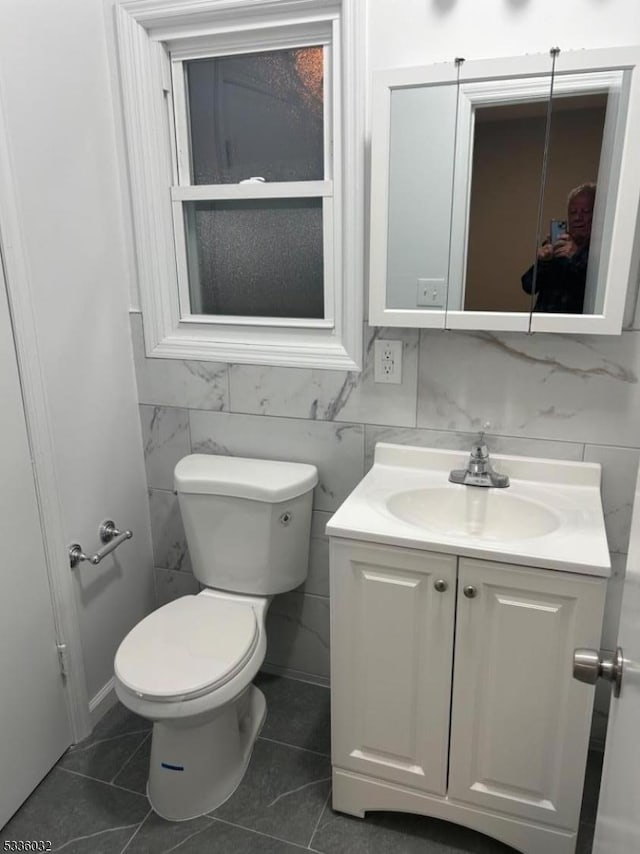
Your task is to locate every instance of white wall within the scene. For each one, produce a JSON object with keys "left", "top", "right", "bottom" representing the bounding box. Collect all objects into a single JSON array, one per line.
[
  {"left": 369, "top": 0, "right": 640, "bottom": 70},
  {"left": 0, "top": 0, "right": 155, "bottom": 710}
]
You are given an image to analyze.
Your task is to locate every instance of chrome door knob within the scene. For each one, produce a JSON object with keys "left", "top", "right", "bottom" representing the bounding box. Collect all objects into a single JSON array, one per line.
[
  {"left": 573, "top": 647, "right": 623, "bottom": 697},
  {"left": 463, "top": 585, "right": 478, "bottom": 599},
  {"left": 434, "top": 579, "right": 448, "bottom": 592}
]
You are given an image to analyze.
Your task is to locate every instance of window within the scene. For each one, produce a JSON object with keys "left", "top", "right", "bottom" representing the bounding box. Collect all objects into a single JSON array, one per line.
[
  {"left": 116, "top": 0, "right": 363, "bottom": 369},
  {"left": 173, "top": 46, "right": 329, "bottom": 321}
]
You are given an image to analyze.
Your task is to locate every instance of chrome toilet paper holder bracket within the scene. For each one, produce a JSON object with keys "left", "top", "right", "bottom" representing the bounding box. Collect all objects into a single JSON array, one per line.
[{"left": 69, "top": 520, "right": 133, "bottom": 568}]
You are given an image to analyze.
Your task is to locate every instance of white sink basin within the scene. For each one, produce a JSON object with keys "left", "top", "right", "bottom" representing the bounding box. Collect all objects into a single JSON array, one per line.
[
  {"left": 387, "top": 487, "right": 560, "bottom": 541},
  {"left": 326, "top": 443, "right": 611, "bottom": 576}
]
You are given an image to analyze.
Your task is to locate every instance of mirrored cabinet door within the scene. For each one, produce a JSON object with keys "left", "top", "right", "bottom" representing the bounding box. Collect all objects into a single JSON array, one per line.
[
  {"left": 369, "top": 63, "right": 459, "bottom": 329},
  {"left": 369, "top": 47, "right": 640, "bottom": 335},
  {"left": 529, "top": 50, "right": 638, "bottom": 333},
  {"left": 385, "top": 83, "right": 457, "bottom": 321},
  {"left": 445, "top": 57, "right": 554, "bottom": 332}
]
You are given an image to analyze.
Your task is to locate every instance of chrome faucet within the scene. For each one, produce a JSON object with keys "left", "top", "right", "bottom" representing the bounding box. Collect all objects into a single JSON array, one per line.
[{"left": 449, "top": 431, "right": 510, "bottom": 488}]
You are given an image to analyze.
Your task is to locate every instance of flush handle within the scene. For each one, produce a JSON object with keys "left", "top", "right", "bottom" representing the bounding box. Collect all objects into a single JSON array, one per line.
[{"left": 573, "top": 647, "right": 623, "bottom": 697}]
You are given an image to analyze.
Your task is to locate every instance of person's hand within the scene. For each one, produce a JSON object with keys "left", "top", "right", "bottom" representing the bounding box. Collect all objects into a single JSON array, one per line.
[
  {"left": 537, "top": 240, "right": 554, "bottom": 261},
  {"left": 552, "top": 233, "right": 578, "bottom": 259}
]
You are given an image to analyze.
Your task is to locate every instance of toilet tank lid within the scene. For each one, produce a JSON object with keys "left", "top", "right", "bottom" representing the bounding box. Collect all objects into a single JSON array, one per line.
[{"left": 174, "top": 454, "right": 318, "bottom": 502}]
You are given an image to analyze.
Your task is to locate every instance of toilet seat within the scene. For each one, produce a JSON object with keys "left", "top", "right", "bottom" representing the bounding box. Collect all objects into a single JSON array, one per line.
[{"left": 114, "top": 595, "right": 259, "bottom": 702}]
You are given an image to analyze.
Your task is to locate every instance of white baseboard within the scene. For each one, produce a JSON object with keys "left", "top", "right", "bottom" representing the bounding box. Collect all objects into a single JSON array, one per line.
[{"left": 89, "top": 677, "right": 118, "bottom": 728}]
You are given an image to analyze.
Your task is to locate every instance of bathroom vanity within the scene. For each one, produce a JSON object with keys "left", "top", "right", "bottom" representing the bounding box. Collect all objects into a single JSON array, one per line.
[{"left": 326, "top": 444, "right": 610, "bottom": 854}]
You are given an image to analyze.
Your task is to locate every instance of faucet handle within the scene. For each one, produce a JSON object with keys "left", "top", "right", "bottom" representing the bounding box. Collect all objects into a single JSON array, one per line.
[
  {"left": 478, "top": 420, "right": 491, "bottom": 443},
  {"left": 473, "top": 420, "right": 492, "bottom": 450},
  {"left": 471, "top": 426, "right": 490, "bottom": 460}
]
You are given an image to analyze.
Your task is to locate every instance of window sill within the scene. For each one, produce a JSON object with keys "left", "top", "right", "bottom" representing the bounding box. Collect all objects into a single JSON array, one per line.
[{"left": 140, "top": 316, "right": 362, "bottom": 370}]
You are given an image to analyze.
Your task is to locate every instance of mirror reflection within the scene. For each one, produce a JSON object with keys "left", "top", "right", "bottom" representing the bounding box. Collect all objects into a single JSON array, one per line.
[
  {"left": 463, "top": 94, "right": 606, "bottom": 314},
  {"left": 525, "top": 180, "right": 596, "bottom": 313}
]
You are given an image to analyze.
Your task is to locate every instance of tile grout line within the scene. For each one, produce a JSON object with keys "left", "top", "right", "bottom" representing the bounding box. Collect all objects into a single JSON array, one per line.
[
  {"left": 307, "top": 786, "right": 332, "bottom": 851},
  {"left": 415, "top": 330, "right": 421, "bottom": 430},
  {"left": 209, "top": 815, "right": 321, "bottom": 852},
  {"left": 57, "top": 765, "right": 148, "bottom": 799},
  {"left": 257, "top": 734, "right": 331, "bottom": 758},
  {"left": 225, "top": 362, "right": 232, "bottom": 414},
  {"left": 118, "top": 808, "right": 153, "bottom": 854},
  {"left": 138, "top": 383, "right": 640, "bottom": 455},
  {"left": 65, "top": 728, "right": 151, "bottom": 754},
  {"left": 110, "top": 731, "right": 152, "bottom": 785}
]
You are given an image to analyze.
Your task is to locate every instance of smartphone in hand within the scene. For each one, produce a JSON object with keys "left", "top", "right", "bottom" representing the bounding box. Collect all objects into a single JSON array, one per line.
[{"left": 550, "top": 219, "right": 567, "bottom": 243}]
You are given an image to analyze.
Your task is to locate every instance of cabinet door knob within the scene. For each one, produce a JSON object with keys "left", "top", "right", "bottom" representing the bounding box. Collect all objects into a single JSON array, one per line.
[
  {"left": 463, "top": 585, "right": 478, "bottom": 599},
  {"left": 434, "top": 579, "right": 448, "bottom": 592}
]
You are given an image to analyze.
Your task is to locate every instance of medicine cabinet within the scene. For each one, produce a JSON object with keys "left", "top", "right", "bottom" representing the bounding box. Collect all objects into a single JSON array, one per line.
[{"left": 369, "top": 47, "right": 640, "bottom": 334}]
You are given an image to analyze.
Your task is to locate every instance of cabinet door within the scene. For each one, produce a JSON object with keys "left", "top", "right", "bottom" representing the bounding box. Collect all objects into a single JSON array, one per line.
[
  {"left": 330, "top": 539, "right": 456, "bottom": 795},
  {"left": 449, "top": 558, "right": 606, "bottom": 829}
]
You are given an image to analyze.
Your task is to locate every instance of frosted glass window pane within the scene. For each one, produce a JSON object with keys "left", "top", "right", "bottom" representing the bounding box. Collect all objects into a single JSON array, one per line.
[
  {"left": 186, "top": 48, "right": 324, "bottom": 184},
  {"left": 184, "top": 199, "right": 324, "bottom": 318}
]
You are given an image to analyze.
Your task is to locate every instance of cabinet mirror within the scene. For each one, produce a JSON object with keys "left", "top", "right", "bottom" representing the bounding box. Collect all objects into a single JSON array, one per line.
[{"left": 369, "top": 48, "right": 640, "bottom": 334}]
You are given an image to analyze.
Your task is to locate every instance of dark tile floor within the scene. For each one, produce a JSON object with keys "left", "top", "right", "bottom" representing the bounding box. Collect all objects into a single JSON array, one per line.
[{"left": 1, "top": 673, "right": 602, "bottom": 853}]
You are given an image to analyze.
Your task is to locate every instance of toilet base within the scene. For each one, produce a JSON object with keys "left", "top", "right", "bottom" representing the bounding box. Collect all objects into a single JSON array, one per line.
[{"left": 146, "top": 684, "right": 266, "bottom": 821}]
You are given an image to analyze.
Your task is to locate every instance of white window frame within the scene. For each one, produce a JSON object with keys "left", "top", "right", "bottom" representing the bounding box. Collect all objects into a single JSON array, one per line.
[{"left": 115, "top": 0, "right": 364, "bottom": 370}]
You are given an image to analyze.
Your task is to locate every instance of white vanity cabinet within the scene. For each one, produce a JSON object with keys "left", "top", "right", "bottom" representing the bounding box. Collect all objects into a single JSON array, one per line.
[
  {"left": 330, "top": 538, "right": 607, "bottom": 854},
  {"left": 330, "top": 540, "right": 456, "bottom": 795}
]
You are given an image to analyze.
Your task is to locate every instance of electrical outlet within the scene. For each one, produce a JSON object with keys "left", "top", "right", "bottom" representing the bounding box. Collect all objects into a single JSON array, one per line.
[{"left": 374, "top": 339, "right": 402, "bottom": 384}]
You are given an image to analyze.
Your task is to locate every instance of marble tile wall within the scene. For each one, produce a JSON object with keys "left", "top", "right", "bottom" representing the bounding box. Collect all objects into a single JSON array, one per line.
[{"left": 133, "top": 314, "right": 639, "bottom": 715}]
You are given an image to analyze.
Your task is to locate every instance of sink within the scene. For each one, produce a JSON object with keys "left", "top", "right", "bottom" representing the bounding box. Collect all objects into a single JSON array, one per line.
[
  {"left": 325, "top": 443, "right": 611, "bottom": 576},
  {"left": 387, "top": 487, "right": 560, "bottom": 541}
]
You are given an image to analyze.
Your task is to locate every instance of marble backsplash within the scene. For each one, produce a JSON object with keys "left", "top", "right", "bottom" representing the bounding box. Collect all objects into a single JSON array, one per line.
[{"left": 132, "top": 313, "right": 637, "bottom": 730}]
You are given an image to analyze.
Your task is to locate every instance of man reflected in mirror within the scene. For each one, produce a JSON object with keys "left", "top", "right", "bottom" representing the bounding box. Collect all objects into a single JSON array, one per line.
[{"left": 522, "top": 182, "right": 596, "bottom": 313}]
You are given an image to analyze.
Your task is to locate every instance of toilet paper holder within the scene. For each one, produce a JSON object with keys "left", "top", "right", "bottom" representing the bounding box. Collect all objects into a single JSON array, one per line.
[{"left": 69, "top": 520, "right": 133, "bottom": 568}]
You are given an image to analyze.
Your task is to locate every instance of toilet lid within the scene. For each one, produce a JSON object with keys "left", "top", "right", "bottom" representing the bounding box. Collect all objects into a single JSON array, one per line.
[{"left": 114, "top": 595, "right": 259, "bottom": 701}]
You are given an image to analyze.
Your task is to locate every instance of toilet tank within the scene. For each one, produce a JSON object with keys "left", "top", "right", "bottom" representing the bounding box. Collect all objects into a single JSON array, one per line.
[{"left": 174, "top": 454, "right": 318, "bottom": 595}]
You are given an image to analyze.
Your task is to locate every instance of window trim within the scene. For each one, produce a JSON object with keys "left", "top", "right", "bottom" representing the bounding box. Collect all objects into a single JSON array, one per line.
[{"left": 115, "top": 0, "right": 364, "bottom": 370}]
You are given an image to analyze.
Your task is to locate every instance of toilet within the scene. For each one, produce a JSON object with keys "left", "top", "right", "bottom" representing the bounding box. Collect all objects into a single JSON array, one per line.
[{"left": 113, "top": 453, "right": 318, "bottom": 821}]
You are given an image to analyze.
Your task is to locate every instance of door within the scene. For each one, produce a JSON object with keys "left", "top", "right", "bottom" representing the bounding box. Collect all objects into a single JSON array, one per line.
[
  {"left": 592, "top": 463, "right": 640, "bottom": 852},
  {"left": 0, "top": 0, "right": 155, "bottom": 715},
  {"left": 0, "top": 259, "right": 72, "bottom": 827},
  {"left": 449, "top": 558, "right": 606, "bottom": 830},
  {"left": 330, "top": 539, "right": 456, "bottom": 795}
]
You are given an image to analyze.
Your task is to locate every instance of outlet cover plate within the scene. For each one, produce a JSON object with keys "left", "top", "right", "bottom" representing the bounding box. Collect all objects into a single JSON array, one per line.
[{"left": 374, "top": 339, "right": 402, "bottom": 384}]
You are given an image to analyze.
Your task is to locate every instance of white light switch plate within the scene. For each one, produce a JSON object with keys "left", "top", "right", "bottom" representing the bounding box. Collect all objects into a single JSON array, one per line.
[{"left": 417, "top": 278, "right": 446, "bottom": 307}]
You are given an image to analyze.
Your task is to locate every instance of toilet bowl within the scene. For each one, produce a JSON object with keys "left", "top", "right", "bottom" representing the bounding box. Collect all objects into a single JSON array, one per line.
[
  {"left": 113, "top": 454, "right": 318, "bottom": 821},
  {"left": 114, "top": 589, "right": 269, "bottom": 820}
]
